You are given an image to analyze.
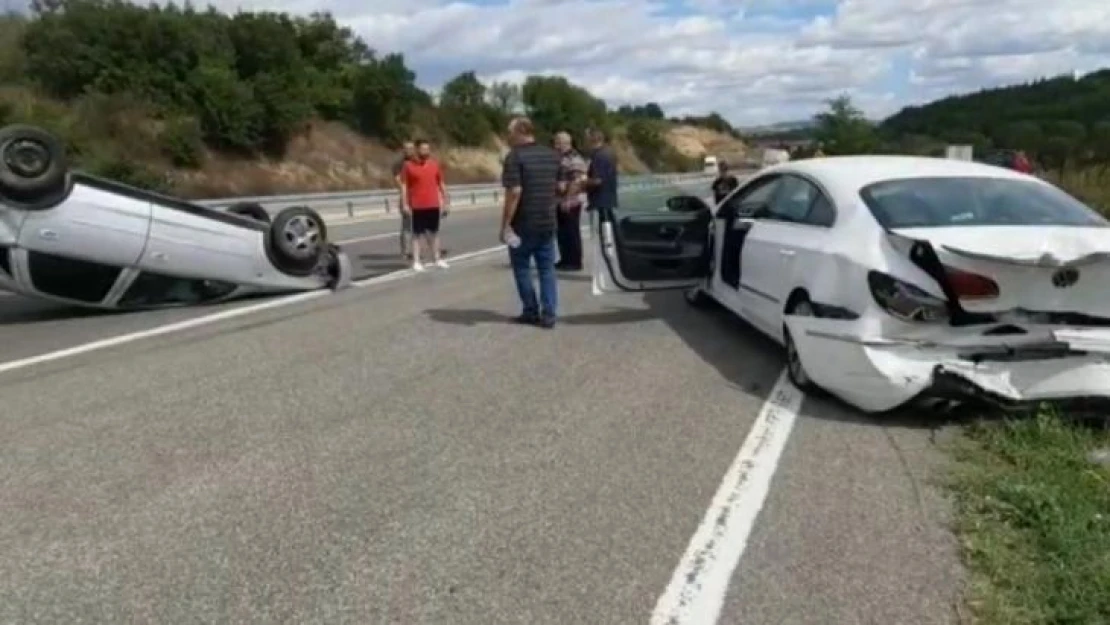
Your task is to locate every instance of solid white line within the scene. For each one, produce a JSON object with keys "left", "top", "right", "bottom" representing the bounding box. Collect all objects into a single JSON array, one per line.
[
  {"left": 0, "top": 243, "right": 510, "bottom": 376},
  {"left": 650, "top": 369, "right": 803, "bottom": 625}
]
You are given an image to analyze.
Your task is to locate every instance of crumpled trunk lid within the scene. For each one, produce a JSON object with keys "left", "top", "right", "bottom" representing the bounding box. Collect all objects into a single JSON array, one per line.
[{"left": 892, "top": 225, "right": 1110, "bottom": 319}]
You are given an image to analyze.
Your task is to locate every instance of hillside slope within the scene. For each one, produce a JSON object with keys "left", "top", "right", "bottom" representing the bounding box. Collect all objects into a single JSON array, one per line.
[{"left": 172, "top": 120, "right": 743, "bottom": 198}]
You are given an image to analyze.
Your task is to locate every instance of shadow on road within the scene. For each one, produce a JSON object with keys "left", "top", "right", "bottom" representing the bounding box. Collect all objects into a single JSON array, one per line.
[
  {"left": 425, "top": 307, "right": 657, "bottom": 327},
  {"left": 637, "top": 291, "right": 981, "bottom": 431},
  {"left": 0, "top": 296, "right": 115, "bottom": 324}
]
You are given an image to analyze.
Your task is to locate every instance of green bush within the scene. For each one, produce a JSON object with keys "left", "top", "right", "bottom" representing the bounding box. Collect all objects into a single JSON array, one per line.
[{"left": 160, "top": 117, "right": 205, "bottom": 168}]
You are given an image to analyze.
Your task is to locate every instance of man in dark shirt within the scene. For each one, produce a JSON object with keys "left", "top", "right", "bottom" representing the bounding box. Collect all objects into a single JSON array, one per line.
[
  {"left": 711, "top": 160, "right": 740, "bottom": 204},
  {"left": 392, "top": 140, "right": 415, "bottom": 258},
  {"left": 499, "top": 116, "right": 562, "bottom": 328},
  {"left": 582, "top": 128, "right": 619, "bottom": 235}
]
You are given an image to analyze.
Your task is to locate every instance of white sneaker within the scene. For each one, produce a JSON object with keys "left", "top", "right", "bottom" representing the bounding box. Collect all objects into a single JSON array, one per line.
[
  {"left": 434, "top": 259, "right": 450, "bottom": 269},
  {"left": 412, "top": 260, "right": 426, "bottom": 272}
]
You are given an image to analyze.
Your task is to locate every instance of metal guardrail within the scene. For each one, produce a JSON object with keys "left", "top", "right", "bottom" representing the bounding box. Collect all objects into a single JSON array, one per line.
[{"left": 196, "top": 172, "right": 715, "bottom": 218}]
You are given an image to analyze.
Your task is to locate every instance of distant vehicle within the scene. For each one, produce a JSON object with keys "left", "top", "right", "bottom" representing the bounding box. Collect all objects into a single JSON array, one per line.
[
  {"left": 761, "top": 148, "right": 790, "bottom": 167},
  {"left": 0, "top": 124, "right": 351, "bottom": 310},
  {"left": 978, "top": 149, "right": 1034, "bottom": 173},
  {"left": 702, "top": 155, "right": 719, "bottom": 175},
  {"left": 592, "top": 154, "right": 1110, "bottom": 414}
]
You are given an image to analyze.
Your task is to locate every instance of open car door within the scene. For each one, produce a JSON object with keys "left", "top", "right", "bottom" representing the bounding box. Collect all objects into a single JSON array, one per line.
[{"left": 591, "top": 193, "right": 713, "bottom": 293}]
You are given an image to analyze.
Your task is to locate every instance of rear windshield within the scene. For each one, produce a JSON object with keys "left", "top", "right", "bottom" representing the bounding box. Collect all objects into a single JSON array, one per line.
[{"left": 859, "top": 176, "right": 1109, "bottom": 229}]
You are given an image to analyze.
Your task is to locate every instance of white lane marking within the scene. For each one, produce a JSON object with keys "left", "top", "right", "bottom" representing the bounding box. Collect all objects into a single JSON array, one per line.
[
  {"left": 0, "top": 243, "right": 511, "bottom": 376},
  {"left": 650, "top": 369, "right": 803, "bottom": 625}
]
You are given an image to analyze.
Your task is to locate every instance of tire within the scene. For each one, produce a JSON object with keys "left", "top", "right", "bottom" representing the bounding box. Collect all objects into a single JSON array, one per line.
[
  {"left": 227, "top": 201, "right": 270, "bottom": 223},
  {"left": 269, "top": 205, "right": 328, "bottom": 276},
  {"left": 783, "top": 297, "right": 821, "bottom": 393},
  {"left": 0, "top": 124, "right": 70, "bottom": 209}
]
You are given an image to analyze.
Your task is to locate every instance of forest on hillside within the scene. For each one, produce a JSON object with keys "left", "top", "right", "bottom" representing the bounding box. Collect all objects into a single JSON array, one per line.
[
  {"left": 797, "top": 74, "right": 1110, "bottom": 208},
  {"left": 761, "top": 71, "right": 1110, "bottom": 173},
  {"left": 878, "top": 71, "right": 1110, "bottom": 169},
  {"left": 0, "top": 0, "right": 737, "bottom": 191}
]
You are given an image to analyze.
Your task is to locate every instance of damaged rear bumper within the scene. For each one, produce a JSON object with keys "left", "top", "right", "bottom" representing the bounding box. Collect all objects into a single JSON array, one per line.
[{"left": 786, "top": 316, "right": 1110, "bottom": 413}]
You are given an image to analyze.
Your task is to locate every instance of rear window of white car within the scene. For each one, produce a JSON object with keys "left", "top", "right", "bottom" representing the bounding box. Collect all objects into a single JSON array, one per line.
[{"left": 859, "top": 176, "right": 1109, "bottom": 229}]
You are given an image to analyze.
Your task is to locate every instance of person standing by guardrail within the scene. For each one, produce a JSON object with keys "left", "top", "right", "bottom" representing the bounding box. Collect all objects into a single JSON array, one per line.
[
  {"left": 400, "top": 139, "right": 450, "bottom": 272},
  {"left": 581, "top": 128, "right": 619, "bottom": 235},
  {"left": 711, "top": 160, "right": 739, "bottom": 204},
  {"left": 499, "top": 116, "right": 561, "bottom": 328},
  {"left": 553, "top": 131, "right": 587, "bottom": 271},
  {"left": 392, "top": 140, "right": 415, "bottom": 258}
]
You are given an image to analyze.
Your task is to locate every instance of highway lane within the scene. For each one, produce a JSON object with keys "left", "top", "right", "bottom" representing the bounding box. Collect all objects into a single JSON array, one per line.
[
  {"left": 0, "top": 183, "right": 701, "bottom": 365},
  {"left": 0, "top": 241, "right": 964, "bottom": 623}
]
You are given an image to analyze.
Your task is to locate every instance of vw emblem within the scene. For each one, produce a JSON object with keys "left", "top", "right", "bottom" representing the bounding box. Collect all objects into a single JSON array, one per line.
[{"left": 1052, "top": 267, "right": 1079, "bottom": 288}]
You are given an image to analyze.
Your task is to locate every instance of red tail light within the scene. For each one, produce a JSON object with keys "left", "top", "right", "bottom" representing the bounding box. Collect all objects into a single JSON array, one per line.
[{"left": 943, "top": 266, "right": 999, "bottom": 300}]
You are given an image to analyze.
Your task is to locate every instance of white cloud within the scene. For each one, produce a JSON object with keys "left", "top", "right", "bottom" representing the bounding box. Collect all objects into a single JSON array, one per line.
[{"left": 205, "top": 0, "right": 1110, "bottom": 126}]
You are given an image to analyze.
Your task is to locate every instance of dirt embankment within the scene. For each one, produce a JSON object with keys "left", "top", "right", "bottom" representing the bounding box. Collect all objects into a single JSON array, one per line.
[{"left": 175, "top": 122, "right": 748, "bottom": 198}]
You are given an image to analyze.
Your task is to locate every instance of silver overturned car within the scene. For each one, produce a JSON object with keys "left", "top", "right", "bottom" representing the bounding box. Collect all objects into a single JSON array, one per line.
[{"left": 0, "top": 124, "right": 351, "bottom": 310}]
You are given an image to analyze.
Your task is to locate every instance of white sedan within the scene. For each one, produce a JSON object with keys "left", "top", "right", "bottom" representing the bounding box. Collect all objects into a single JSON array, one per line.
[
  {"left": 0, "top": 124, "right": 351, "bottom": 310},
  {"left": 592, "top": 155, "right": 1110, "bottom": 414}
]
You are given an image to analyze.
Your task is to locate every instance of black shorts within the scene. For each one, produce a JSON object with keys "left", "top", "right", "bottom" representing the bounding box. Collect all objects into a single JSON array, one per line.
[{"left": 410, "top": 208, "right": 441, "bottom": 235}]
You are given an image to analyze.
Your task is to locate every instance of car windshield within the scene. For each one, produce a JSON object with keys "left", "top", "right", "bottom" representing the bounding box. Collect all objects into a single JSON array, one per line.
[{"left": 859, "top": 176, "right": 1109, "bottom": 229}]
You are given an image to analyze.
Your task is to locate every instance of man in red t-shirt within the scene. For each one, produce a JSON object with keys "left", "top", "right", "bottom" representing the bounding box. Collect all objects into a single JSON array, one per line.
[
  {"left": 1012, "top": 150, "right": 1034, "bottom": 174},
  {"left": 401, "top": 140, "right": 450, "bottom": 271}
]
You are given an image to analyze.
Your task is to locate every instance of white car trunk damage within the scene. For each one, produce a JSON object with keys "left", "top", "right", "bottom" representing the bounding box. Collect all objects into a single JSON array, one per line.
[
  {"left": 788, "top": 227, "right": 1110, "bottom": 413},
  {"left": 895, "top": 225, "right": 1110, "bottom": 318}
]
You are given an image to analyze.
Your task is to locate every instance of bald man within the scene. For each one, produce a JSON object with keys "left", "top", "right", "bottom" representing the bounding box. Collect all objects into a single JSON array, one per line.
[{"left": 553, "top": 131, "right": 588, "bottom": 270}]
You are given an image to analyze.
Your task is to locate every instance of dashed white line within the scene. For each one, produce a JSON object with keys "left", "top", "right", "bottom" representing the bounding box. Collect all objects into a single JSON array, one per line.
[
  {"left": 650, "top": 368, "right": 803, "bottom": 625},
  {"left": 0, "top": 243, "right": 511, "bottom": 376}
]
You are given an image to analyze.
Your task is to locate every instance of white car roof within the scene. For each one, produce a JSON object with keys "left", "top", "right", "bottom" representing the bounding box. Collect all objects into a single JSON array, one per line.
[{"left": 764, "top": 155, "right": 1032, "bottom": 192}]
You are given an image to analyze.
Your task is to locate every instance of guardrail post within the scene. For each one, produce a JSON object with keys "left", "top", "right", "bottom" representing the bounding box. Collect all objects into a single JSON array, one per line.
[
  {"left": 347, "top": 201, "right": 354, "bottom": 218},
  {"left": 470, "top": 192, "right": 476, "bottom": 205}
]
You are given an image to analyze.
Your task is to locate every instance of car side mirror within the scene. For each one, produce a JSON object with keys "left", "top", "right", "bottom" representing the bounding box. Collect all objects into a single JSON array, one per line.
[{"left": 665, "top": 195, "right": 710, "bottom": 213}]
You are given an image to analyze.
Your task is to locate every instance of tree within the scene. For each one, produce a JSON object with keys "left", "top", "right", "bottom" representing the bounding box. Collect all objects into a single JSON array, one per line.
[
  {"left": 813, "top": 95, "right": 878, "bottom": 155},
  {"left": 351, "top": 53, "right": 421, "bottom": 145},
  {"left": 486, "top": 81, "right": 521, "bottom": 115},
  {"left": 440, "top": 71, "right": 485, "bottom": 108},
  {"left": 521, "top": 75, "right": 609, "bottom": 141},
  {"left": 616, "top": 102, "right": 665, "bottom": 120},
  {"left": 437, "top": 70, "right": 493, "bottom": 146}
]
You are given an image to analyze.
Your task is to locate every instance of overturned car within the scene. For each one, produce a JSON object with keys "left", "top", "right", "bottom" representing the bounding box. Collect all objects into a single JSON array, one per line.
[{"left": 0, "top": 124, "right": 351, "bottom": 310}]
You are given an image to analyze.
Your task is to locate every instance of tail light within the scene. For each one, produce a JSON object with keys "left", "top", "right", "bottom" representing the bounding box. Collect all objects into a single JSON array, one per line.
[
  {"left": 943, "top": 266, "right": 999, "bottom": 300},
  {"left": 867, "top": 271, "right": 948, "bottom": 323}
]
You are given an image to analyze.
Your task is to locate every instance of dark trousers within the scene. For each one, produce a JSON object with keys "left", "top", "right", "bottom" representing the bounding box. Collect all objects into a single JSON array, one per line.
[
  {"left": 508, "top": 232, "right": 558, "bottom": 319},
  {"left": 555, "top": 205, "right": 583, "bottom": 267}
]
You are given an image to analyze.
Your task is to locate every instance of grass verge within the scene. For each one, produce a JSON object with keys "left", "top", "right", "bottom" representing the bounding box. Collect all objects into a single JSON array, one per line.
[{"left": 946, "top": 409, "right": 1110, "bottom": 624}]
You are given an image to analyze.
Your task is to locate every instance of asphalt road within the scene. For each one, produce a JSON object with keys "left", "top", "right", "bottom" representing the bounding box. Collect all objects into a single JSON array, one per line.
[{"left": 0, "top": 184, "right": 967, "bottom": 624}]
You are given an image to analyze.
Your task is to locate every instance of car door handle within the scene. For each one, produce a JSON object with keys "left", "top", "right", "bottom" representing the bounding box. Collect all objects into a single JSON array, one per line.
[
  {"left": 779, "top": 249, "right": 795, "bottom": 256},
  {"left": 659, "top": 226, "right": 683, "bottom": 239}
]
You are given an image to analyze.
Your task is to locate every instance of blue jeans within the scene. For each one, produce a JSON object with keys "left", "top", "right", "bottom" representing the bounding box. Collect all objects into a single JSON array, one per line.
[{"left": 508, "top": 232, "right": 558, "bottom": 318}]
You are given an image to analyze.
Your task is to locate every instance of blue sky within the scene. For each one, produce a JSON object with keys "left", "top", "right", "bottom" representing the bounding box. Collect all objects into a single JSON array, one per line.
[{"left": 333, "top": 0, "right": 1109, "bottom": 125}]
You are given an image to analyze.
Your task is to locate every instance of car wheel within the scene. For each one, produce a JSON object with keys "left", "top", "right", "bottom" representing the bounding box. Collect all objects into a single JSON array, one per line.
[
  {"left": 227, "top": 201, "right": 271, "bottom": 223},
  {"left": 684, "top": 284, "right": 715, "bottom": 309},
  {"left": 0, "top": 124, "right": 70, "bottom": 209},
  {"left": 269, "top": 205, "right": 328, "bottom": 276},
  {"left": 784, "top": 298, "right": 821, "bottom": 393}
]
